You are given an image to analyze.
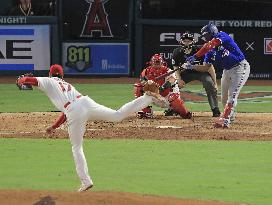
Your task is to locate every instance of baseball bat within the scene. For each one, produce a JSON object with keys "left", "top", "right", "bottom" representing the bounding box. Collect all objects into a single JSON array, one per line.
[{"left": 155, "top": 66, "right": 185, "bottom": 81}]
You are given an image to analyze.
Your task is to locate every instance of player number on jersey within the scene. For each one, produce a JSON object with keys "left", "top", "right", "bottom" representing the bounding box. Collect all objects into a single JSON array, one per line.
[
  {"left": 59, "top": 82, "right": 71, "bottom": 92},
  {"left": 222, "top": 49, "right": 230, "bottom": 58}
]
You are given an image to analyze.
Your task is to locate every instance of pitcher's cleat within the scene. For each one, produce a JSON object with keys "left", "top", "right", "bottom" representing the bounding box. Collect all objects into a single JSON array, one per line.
[{"left": 78, "top": 183, "right": 93, "bottom": 192}]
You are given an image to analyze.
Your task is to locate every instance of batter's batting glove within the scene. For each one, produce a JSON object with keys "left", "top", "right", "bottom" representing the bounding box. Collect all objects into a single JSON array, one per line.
[
  {"left": 186, "top": 55, "right": 196, "bottom": 64},
  {"left": 182, "top": 62, "right": 195, "bottom": 70}
]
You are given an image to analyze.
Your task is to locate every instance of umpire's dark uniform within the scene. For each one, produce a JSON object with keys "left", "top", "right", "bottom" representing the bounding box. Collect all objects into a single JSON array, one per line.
[{"left": 172, "top": 45, "right": 220, "bottom": 117}]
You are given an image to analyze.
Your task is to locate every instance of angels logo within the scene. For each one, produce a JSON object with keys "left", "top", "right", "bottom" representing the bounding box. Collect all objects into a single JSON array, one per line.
[{"left": 81, "top": 0, "right": 113, "bottom": 37}]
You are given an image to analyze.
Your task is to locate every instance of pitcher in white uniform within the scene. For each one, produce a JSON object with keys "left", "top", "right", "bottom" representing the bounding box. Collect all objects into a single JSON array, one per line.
[{"left": 17, "top": 64, "right": 159, "bottom": 192}]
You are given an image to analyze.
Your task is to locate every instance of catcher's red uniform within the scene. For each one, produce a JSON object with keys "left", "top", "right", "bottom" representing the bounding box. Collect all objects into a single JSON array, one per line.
[
  {"left": 134, "top": 54, "right": 191, "bottom": 119},
  {"left": 140, "top": 65, "right": 172, "bottom": 97}
]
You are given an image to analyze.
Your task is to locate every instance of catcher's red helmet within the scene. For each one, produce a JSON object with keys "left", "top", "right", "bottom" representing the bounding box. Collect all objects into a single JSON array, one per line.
[
  {"left": 49, "top": 64, "right": 64, "bottom": 77},
  {"left": 150, "top": 54, "right": 164, "bottom": 66}
]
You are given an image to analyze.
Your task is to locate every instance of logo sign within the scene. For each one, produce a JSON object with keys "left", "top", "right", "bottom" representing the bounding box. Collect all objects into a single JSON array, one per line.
[
  {"left": 0, "top": 25, "right": 50, "bottom": 71},
  {"left": 245, "top": 42, "right": 254, "bottom": 51},
  {"left": 81, "top": 0, "right": 113, "bottom": 37},
  {"left": 65, "top": 46, "right": 92, "bottom": 72},
  {"left": 63, "top": 42, "right": 129, "bottom": 75},
  {"left": 264, "top": 38, "right": 272, "bottom": 54},
  {"left": 0, "top": 17, "right": 27, "bottom": 24},
  {"left": 159, "top": 33, "right": 202, "bottom": 47}
]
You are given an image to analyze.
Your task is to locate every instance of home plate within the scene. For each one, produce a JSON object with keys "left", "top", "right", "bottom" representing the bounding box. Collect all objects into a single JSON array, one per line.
[
  {"left": 87, "top": 128, "right": 105, "bottom": 131},
  {"left": 156, "top": 126, "right": 182, "bottom": 129}
]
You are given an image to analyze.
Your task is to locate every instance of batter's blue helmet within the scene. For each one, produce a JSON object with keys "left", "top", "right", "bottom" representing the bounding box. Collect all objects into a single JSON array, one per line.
[{"left": 200, "top": 23, "right": 218, "bottom": 42}]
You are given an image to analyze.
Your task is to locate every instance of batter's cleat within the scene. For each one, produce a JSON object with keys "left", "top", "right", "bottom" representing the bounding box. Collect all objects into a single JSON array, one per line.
[
  {"left": 213, "top": 118, "right": 230, "bottom": 128},
  {"left": 78, "top": 183, "right": 93, "bottom": 192},
  {"left": 212, "top": 107, "right": 221, "bottom": 117}
]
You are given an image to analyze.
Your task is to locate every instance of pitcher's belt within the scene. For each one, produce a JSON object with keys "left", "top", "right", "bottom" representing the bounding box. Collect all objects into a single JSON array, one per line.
[{"left": 64, "top": 95, "right": 82, "bottom": 108}]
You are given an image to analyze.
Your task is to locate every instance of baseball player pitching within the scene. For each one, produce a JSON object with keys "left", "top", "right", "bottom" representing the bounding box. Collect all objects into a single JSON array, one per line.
[
  {"left": 16, "top": 64, "right": 163, "bottom": 192},
  {"left": 186, "top": 23, "right": 250, "bottom": 128},
  {"left": 134, "top": 54, "right": 192, "bottom": 119}
]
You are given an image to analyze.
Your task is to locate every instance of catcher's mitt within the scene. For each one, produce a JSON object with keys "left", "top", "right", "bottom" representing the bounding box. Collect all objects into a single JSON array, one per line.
[
  {"left": 143, "top": 80, "right": 160, "bottom": 94},
  {"left": 16, "top": 73, "right": 34, "bottom": 90},
  {"left": 143, "top": 80, "right": 166, "bottom": 103}
]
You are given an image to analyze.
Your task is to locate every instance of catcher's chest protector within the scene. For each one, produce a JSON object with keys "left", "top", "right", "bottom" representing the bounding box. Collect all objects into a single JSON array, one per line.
[
  {"left": 145, "top": 66, "right": 168, "bottom": 86},
  {"left": 160, "top": 87, "right": 172, "bottom": 97}
]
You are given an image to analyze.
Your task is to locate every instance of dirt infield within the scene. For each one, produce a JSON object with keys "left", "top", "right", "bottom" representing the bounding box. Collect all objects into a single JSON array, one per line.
[
  {"left": 0, "top": 190, "right": 239, "bottom": 205},
  {"left": 1, "top": 112, "right": 272, "bottom": 140}
]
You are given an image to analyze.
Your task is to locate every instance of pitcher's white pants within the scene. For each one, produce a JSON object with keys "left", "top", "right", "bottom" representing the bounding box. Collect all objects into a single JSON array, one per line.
[
  {"left": 65, "top": 94, "right": 153, "bottom": 186},
  {"left": 221, "top": 60, "right": 250, "bottom": 121}
]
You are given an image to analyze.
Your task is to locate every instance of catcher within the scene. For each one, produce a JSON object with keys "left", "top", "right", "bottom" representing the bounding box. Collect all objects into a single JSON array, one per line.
[
  {"left": 167, "top": 31, "right": 220, "bottom": 117},
  {"left": 134, "top": 54, "right": 192, "bottom": 119}
]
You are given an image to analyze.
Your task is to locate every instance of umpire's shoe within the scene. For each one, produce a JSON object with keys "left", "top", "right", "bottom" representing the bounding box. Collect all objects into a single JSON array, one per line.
[{"left": 212, "top": 107, "right": 221, "bottom": 117}]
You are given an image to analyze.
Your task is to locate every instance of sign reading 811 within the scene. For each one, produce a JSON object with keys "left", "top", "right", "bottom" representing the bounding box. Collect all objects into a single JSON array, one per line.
[
  {"left": 63, "top": 42, "right": 130, "bottom": 75},
  {"left": 66, "top": 46, "right": 92, "bottom": 72}
]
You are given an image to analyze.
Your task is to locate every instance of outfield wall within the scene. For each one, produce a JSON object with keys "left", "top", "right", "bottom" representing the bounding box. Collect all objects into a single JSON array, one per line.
[{"left": 0, "top": 1, "right": 272, "bottom": 79}]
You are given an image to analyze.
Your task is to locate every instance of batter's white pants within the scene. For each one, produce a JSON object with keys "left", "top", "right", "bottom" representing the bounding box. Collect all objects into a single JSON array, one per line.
[
  {"left": 65, "top": 94, "right": 154, "bottom": 186},
  {"left": 221, "top": 60, "right": 250, "bottom": 121}
]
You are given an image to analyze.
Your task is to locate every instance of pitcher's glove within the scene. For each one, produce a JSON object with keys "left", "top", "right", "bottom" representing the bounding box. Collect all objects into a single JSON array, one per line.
[{"left": 16, "top": 73, "right": 34, "bottom": 90}]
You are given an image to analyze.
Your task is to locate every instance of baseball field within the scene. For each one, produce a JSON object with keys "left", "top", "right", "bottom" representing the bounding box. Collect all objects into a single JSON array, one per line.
[{"left": 0, "top": 77, "right": 272, "bottom": 205}]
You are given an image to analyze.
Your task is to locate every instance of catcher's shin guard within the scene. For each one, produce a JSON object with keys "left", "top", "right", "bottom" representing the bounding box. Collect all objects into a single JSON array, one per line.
[
  {"left": 134, "top": 83, "right": 144, "bottom": 98},
  {"left": 168, "top": 93, "right": 191, "bottom": 119}
]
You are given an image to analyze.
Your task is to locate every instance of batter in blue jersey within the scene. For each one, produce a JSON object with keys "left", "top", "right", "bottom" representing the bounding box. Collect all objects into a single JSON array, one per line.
[
  {"left": 186, "top": 23, "right": 250, "bottom": 128},
  {"left": 204, "top": 32, "right": 245, "bottom": 69}
]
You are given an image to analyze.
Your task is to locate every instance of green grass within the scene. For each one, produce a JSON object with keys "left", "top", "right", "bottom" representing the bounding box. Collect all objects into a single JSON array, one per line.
[
  {"left": 1, "top": 82, "right": 271, "bottom": 205},
  {"left": 181, "top": 84, "right": 272, "bottom": 113},
  {"left": 0, "top": 84, "right": 135, "bottom": 112},
  {"left": 0, "top": 138, "right": 272, "bottom": 205},
  {"left": 0, "top": 83, "right": 272, "bottom": 113}
]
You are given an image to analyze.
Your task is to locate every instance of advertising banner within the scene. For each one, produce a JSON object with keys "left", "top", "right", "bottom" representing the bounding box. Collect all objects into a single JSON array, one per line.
[
  {"left": 62, "top": 0, "right": 129, "bottom": 40},
  {"left": 0, "top": 25, "right": 50, "bottom": 71},
  {"left": 62, "top": 42, "right": 130, "bottom": 75},
  {"left": 143, "top": 22, "right": 272, "bottom": 79}
]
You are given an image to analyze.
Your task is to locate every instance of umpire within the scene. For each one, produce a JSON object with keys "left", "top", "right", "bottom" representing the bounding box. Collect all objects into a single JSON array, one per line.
[{"left": 169, "top": 31, "right": 220, "bottom": 117}]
